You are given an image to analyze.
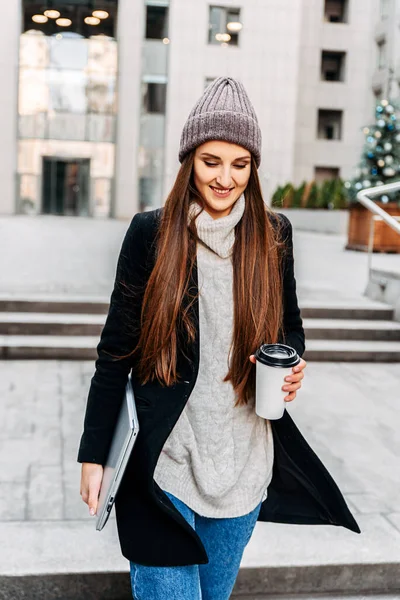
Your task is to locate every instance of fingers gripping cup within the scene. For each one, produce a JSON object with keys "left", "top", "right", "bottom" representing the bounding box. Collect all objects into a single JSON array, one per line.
[{"left": 255, "top": 344, "right": 301, "bottom": 420}]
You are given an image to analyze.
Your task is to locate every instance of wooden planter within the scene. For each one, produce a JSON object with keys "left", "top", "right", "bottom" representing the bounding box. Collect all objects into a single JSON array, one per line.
[{"left": 346, "top": 201, "right": 400, "bottom": 253}]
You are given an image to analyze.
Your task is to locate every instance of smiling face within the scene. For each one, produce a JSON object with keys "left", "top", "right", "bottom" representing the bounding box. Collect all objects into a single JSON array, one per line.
[{"left": 193, "top": 140, "right": 251, "bottom": 219}]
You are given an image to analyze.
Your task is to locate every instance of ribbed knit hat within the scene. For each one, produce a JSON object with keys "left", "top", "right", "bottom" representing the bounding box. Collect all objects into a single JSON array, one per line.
[{"left": 179, "top": 76, "right": 262, "bottom": 168}]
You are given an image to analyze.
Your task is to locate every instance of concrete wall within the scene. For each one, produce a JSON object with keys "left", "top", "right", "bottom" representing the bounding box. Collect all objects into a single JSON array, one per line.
[
  {"left": 366, "top": 268, "right": 400, "bottom": 321},
  {"left": 276, "top": 208, "right": 349, "bottom": 234},
  {"left": 163, "top": 0, "right": 303, "bottom": 204},
  {"left": 293, "top": 0, "right": 379, "bottom": 186}
]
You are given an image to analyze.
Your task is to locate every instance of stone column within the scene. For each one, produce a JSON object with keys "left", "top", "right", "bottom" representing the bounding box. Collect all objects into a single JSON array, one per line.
[
  {"left": 0, "top": 1, "right": 21, "bottom": 214},
  {"left": 113, "top": 0, "right": 143, "bottom": 219}
]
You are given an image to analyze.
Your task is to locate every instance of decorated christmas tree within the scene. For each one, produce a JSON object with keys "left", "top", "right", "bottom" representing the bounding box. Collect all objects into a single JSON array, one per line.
[{"left": 345, "top": 98, "right": 400, "bottom": 205}]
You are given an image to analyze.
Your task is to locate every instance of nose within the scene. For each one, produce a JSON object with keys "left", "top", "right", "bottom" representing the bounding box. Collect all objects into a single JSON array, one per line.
[{"left": 215, "top": 165, "right": 233, "bottom": 189}]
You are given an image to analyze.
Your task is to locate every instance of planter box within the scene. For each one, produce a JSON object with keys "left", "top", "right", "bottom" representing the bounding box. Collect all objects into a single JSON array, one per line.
[
  {"left": 275, "top": 208, "right": 349, "bottom": 234},
  {"left": 346, "top": 202, "right": 400, "bottom": 253}
]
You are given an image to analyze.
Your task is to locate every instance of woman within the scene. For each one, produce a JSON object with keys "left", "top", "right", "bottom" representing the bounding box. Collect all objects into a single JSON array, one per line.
[{"left": 78, "top": 77, "right": 360, "bottom": 599}]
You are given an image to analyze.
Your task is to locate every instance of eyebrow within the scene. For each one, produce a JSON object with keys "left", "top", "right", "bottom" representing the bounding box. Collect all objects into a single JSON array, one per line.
[{"left": 200, "top": 152, "right": 251, "bottom": 161}]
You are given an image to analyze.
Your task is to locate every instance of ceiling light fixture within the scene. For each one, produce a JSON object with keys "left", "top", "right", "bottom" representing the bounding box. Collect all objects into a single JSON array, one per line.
[
  {"left": 44, "top": 9, "right": 60, "bottom": 19},
  {"left": 92, "top": 10, "right": 109, "bottom": 19},
  {"left": 226, "top": 21, "right": 242, "bottom": 32},
  {"left": 215, "top": 32, "right": 231, "bottom": 42},
  {"left": 56, "top": 17, "right": 72, "bottom": 26},
  {"left": 32, "top": 14, "right": 48, "bottom": 23},
  {"left": 84, "top": 16, "right": 101, "bottom": 25}
]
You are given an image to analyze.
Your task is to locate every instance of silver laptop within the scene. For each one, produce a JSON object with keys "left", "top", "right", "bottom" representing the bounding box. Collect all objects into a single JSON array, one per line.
[{"left": 96, "top": 374, "right": 139, "bottom": 531}]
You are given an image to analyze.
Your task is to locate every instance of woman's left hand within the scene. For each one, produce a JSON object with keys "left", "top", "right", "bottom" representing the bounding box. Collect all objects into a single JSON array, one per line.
[{"left": 249, "top": 355, "right": 307, "bottom": 402}]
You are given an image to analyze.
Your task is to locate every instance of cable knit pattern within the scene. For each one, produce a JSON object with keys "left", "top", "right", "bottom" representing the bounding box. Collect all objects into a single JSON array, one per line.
[{"left": 153, "top": 194, "right": 274, "bottom": 517}]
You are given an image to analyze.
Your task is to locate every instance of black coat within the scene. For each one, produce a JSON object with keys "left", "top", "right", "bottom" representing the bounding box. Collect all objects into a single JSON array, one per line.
[{"left": 77, "top": 207, "right": 361, "bottom": 567}]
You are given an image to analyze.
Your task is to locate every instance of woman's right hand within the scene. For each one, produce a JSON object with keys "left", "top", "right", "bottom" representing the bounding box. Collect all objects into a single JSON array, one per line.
[{"left": 80, "top": 463, "right": 104, "bottom": 516}]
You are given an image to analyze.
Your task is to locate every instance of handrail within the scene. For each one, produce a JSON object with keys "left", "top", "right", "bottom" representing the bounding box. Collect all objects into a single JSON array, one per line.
[{"left": 356, "top": 181, "right": 400, "bottom": 278}]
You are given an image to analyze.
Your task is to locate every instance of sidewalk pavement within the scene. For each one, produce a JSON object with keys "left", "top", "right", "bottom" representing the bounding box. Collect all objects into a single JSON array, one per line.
[
  {"left": 0, "top": 359, "right": 399, "bottom": 596},
  {"left": 1, "top": 214, "right": 399, "bottom": 302}
]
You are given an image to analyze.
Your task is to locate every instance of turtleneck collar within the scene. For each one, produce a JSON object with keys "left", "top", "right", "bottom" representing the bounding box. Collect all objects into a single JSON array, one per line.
[{"left": 187, "top": 192, "right": 245, "bottom": 258}]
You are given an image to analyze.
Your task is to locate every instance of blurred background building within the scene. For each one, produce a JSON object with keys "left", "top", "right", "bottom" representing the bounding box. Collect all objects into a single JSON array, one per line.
[{"left": 0, "top": 0, "right": 399, "bottom": 219}]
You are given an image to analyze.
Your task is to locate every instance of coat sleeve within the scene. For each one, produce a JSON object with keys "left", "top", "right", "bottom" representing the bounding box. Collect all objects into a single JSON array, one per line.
[
  {"left": 278, "top": 212, "right": 306, "bottom": 358},
  {"left": 77, "top": 213, "right": 145, "bottom": 465}
]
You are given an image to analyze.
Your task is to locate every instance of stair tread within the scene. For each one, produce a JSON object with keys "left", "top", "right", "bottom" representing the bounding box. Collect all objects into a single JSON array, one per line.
[
  {"left": 0, "top": 335, "right": 99, "bottom": 348},
  {"left": 0, "top": 312, "right": 106, "bottom": 324},
  {"left": 300, "top": 299, "right": 392, "bottom": 310},
  {"left": 306, "top": 339, "right": 400, "bottom": 350},
  {"left": 303, "top": 318, "right": 400, "bottom": 330},
  {"left": 0, "top": 293, "right": 108, "bottom": 303},
  {"left": 2, "top": 336, "right": 400, "bottom": 351}
]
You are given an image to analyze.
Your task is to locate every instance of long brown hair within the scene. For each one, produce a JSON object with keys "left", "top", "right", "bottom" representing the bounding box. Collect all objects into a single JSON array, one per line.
[{"left": 124, "top": 150, "right": 287, "bottom": 406}]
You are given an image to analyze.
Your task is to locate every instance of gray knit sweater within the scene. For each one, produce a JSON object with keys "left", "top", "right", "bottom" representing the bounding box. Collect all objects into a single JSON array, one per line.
[{"left": 153, "top": 193, "right": 274, "bottom": 517}]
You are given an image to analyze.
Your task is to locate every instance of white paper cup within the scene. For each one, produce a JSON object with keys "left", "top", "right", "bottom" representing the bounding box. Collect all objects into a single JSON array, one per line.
[{"left": 255, "top": 343, "right": 300, "bottom": 420}]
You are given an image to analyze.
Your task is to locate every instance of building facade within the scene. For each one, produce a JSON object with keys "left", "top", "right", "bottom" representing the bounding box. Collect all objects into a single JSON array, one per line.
[{"left": 0, "top": 0, "right": 398, "bottom": 218}]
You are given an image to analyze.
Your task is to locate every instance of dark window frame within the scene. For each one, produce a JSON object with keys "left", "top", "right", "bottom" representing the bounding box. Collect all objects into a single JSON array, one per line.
[
  {"left": 208, "top": 5, "right": 241, "bottom": 47},
  {"left": 145, "top": 4, "right": 169, "bottom": 40}
]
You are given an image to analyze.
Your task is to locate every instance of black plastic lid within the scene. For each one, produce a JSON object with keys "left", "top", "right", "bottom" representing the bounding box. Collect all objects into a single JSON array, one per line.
[{"left": 255, "top": 343, "right": 300, "bottom": 368}]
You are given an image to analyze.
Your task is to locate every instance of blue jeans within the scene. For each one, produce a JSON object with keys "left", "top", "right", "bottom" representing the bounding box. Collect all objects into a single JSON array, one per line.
[{"left": 130, "top": 491, "right": 262, "bottom": 600}]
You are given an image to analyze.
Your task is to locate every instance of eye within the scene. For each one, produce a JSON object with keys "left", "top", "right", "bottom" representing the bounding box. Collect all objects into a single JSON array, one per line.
[{"left": 204, "top": 161, "right": 247, "bottom": 169}]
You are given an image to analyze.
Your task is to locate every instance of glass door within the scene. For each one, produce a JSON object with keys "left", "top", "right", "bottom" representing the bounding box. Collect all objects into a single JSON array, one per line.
[{"left": 42, "top": 157, "right": 90, "bottom": 216}]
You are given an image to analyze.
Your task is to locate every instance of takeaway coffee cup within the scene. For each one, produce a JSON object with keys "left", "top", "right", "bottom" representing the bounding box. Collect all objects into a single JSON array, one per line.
[{"left": 254, "top": 343, "right": 301, "bottom": 420}]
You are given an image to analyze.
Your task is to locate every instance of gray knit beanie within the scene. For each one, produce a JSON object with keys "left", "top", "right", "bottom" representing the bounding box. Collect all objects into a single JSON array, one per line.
[{"left": 179, "top": 76, "right": 262, "bottom": 168}]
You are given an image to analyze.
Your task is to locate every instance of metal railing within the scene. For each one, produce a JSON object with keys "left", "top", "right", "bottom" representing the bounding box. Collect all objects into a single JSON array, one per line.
[{"left": 356, "top": 181, "right": 400, "bottom": 278}]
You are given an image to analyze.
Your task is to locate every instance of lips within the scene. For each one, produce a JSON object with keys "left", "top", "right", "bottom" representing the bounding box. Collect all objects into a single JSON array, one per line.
[{"left": 210, "top": 186, "right": 233, "bottom": 197}]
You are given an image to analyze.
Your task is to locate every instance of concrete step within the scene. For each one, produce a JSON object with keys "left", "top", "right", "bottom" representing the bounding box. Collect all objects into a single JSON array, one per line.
[
  {"left": 300, "top": 304, "right": 394, "bottom": 321},
  {"left": 304, "top": 339, "right": 400, "bottom": 361},
  {"left": 1, "top": 513, "right": 399, "bottom": 598},
  {"left": 0, "top": 312, "right": 105, "bottom": 336},
  {"left": 0, "top": 296, "right": 394, "bottom": 321},
  {"left": 303, "top": 318, "right": 400, "bottom": 341},
  {"left": 3, "top": 315, "right": 399, "bottom": 342},
  {"left": 0, "top": 295, "right": 108, "bottom": 314},
  {"left": 1, "top": 333, "right": 400, "bottom": 363},
  {"left": 0, "top": 335, "right": 98, "bottom": 359}
]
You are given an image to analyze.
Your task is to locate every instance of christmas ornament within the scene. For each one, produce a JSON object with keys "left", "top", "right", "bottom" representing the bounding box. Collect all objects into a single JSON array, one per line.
[{"left": 383, "top": 167, "right": 395, "bottom": 176}]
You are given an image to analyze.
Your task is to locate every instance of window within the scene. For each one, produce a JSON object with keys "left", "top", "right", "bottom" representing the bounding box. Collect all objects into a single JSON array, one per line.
[
  {"left": 204, "top": 76, "right": 217, "bottom": 90},
  {"left": 139, "top": 177, "right": 158, "bottom": 211},
  {"left": 373, "top": 88, "right": 383, "bottom": 116},
  {"left": 380, "top": 0, "right": 390, "bottom": 19},
  {"left": 208, "top": 6, "right": 241, "bottom": 46},
  {"left": 314, "top": 166, "right": 340, "bottom": 184},
  {"left": 377, "top": 40, "right": 386, "bottom": 70},
  {"left": 146, "top": 5, "right": 168, "bottom": 40},
  {"left": 321, "top": 51, "right": 346, "bottom": 81},
  {"left": 317, "top": 109, "right": 343, "bottom": 140},
  {"left": 142, "top": 82, "right": 167, "bottom": 114},
  {"left": 324, "top": 0, "right": 348, "bottom": 23}
]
